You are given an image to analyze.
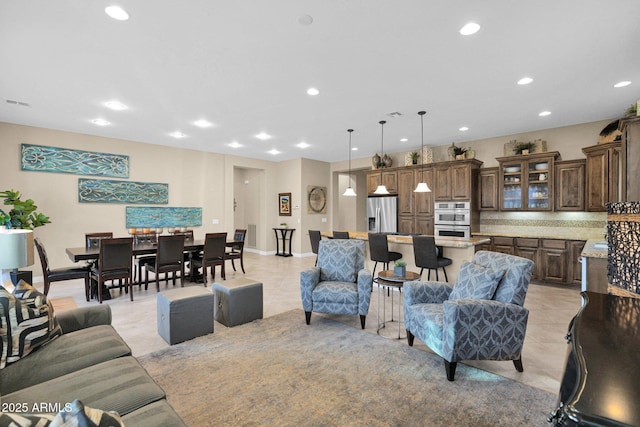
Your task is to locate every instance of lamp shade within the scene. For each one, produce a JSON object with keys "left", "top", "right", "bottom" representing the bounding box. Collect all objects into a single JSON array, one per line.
[
  {"left": 0, "top": 229, "right": 35, "bottom": 269},
  {"left": 374, "top": 185, "right": 390, "bottom": 195},
  {"left": 343, "top": 187, "right": 357, "bottom": 197},
  {"left": 414, "top": 182, "right": 431, "bottom": 193}
]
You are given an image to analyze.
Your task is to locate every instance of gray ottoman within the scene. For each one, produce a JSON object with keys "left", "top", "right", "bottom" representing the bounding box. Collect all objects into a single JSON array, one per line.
[
  {"left": 212, "top": 278, "right": 263, "bottom": 327},
  {"left": 157, "top": 287, "right": 214, "bottom": 345}
]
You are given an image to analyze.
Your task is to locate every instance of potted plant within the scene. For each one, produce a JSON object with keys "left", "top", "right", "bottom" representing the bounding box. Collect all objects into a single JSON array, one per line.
[
  {"left": 514, "top": 142, "right": 535, "bottom": 155},
  {"left": 452, "top": 146, "right": 468, "bottom": 160},
  {"left": 393, "top": 260, "right": 407, "bottom": 277},
  {"left": 409, "top": 151, "right": 420, "bottom": 165},
  {"left": 0, "top": 189, "right": 51, "bottom": 229}
]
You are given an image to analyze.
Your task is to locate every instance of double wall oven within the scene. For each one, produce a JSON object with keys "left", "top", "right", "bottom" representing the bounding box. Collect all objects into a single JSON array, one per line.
[{"left": 434, "top": 201, "right": 471, "bottom": 238}]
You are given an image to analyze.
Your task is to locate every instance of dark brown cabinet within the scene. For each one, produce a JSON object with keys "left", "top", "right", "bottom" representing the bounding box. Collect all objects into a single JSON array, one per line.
[
  {"left": 433, "top": 160, "right": 481, "bottom": 201},
  {"left": 478, "top": 167, "right": 499, "bottom": 211},
  {"left": 539, "top": 239, "right": 568, "bottom": 284},
  {"left": 366, "top": 170, "right": 398, "bottom": 195},
  {"left": 397, "top": 167, "right": 434, "bottom": 235},
  {"left": 582, "top": 142, "right": 621, "bottom": 211},
  {"left": 492, "top": 236, "right": 515, "bottom": 255},
  {"left": 397, "top": 169, "right": 415, "bottom": 215},
  {"left": 497, "top": 152, "right": 560, "bottom": 212},
  {"left": 568, "top": 240, "right": 586, "bottom": 285},
  {"left": 515, "top": 238, "right": 540, "bottom": 279},
  {"left": 620, "top": 116, "right": 640, "bottom": 201},
  {"left": 555, "top": 159, "right": 585, "bottom": 211}
]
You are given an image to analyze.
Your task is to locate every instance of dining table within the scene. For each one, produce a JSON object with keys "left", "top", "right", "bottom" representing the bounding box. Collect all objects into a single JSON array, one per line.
[{"left": 65, "top": 239, "right": 207, "bottom": 263}]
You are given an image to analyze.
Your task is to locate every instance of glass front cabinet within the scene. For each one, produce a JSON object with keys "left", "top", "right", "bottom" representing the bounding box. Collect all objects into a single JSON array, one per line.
[{"left": 497, "top": 151, "right": 560, "bottom": 211}]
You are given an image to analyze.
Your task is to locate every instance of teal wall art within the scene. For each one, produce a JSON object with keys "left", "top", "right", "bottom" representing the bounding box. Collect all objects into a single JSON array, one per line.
[
  {"left": 126, "top": 207, "right": 202, "bottom": 228},
  {"left": 21, "top": 144, "right": 129, "bottom": 177},
  {"left": 78, "top": 179, "right": 168, "bottom": 204}
]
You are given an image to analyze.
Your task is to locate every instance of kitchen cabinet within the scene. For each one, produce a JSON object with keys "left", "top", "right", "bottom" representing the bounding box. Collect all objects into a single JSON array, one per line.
[
  {"left": 397, "top": 169, "right": 415, "bottom": 215},
  {"left": 540, "top": 239, "right": 568, "bottom": 284},
  {"left": 555, "top": 160, "right": 585, "bottom": 211},
  {"left": 582, "top": 142, "right": 621, "bottom": 211},
  {"left": 414, "top": 215, "right": 434, "bottom": 236},
  {"left": 568, "top": 240, "right": 586, "bottom": 285},
  {"left": 620, "top": 116, "right": 640, "bottom": 201},
  {"left": 366, "top": 169, "right": 398, "bottom": 195},
  {"left": 478, "top": 167, "right": 499, "bottom": 211},
  {"left": 497, "top": 152, "right": 560, "bottom": 212},
  {"left": 492, "top": 236, "right": 515, "bottom": 255},
  {"left": 397, "top": 167, "right": 435, "bottom": 235},
  {"left": 433, "top": 159, "right": 481, "bottom": 201},
  {"left": 515, "top": 238, "right": 540, "bottom": 279}
]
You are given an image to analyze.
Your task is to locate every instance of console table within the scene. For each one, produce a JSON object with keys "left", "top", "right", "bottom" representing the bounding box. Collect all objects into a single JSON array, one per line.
[
  {"left": 273, "top": 227, "right": 295, "bottom": 257},
  {"left": 549, "top": 291, "right": 640, "bottom": 426}
]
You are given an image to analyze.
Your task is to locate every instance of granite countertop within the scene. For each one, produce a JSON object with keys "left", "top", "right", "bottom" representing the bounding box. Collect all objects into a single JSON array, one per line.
[
  {"left": 323, "top": 231, "right": 490, "bottom": 248},
  {"left": 582, "top": 239, "right": 608, "bottom": 259},
  {"left": 473, "top": 231, "right": 603, "bottom": 241}
]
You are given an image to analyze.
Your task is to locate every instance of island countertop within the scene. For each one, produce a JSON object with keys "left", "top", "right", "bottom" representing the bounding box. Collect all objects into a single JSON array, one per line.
[
  {"left": 581, "top": 239, "right": 608, "bottom": 259},
  {"left": 323, "top": 231, "right": 490, "bottom": 248}
]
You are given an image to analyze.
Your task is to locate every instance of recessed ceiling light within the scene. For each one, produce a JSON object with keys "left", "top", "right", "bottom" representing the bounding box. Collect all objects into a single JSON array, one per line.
[
  {"left": 539, "top": 111, "right": 551, "bottom": 117},
  {"left": 267, "top": 149, "right": 281, "bottom": 155},
  {"left": 169, "top": 131, "right": 187, "bottom": 139},
  {"left": 104, "top": 100, "right": 127, "bottom": 111},
  {"left": 306, "top": 88, "right": 319, "bottom": 96},
  {"left": 296, "top": 142, "right": 311, "bottom": 149},
  {"left": 193, "top": 119, "right": 213, "bottom": 128},
  {"left": 298, "top": 14, "right": 313, "bottom": 26},
  {"left": 105, "top": 6, "right": 129, "bottom": 21},
  {"left": 228, "top": 141, "right": 243, "bottom": 148},
  {"left": 400, "top": 138, "right": 408, "bottom": 142},
  {"left": 614, "top": 81, "right": 632, "bottom": 88},
  {"left": 459, "top": 22, "right": 480, "bottom": 36},
  {"left": 255, "top": 132, "right": 272, "bottom": 140},
  {"left": 352, "top": 147, "right": 358, "bottom": 151},
  {"left": 517, "top": 77, "right": 533, "bottom": 85},
  {"left": 91, "top": 118, "right": 110, "bottom": 126},
  {"left": 459, "top": 126, "right": 469, "bottom": 131}
]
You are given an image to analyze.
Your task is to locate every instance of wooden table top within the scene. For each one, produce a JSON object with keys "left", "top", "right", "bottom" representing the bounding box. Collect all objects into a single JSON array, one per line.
[{"left": 377, "top": 270, "right": 420, "bottom": 285}]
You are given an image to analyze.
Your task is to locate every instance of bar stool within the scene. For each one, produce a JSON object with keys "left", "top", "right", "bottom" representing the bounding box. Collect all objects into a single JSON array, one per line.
[
  {"left": 412, "top": 235, "right": 452, "bottom": 282},
  {"left": 368, "top": 233, "right": 402, "bottom": 278}
]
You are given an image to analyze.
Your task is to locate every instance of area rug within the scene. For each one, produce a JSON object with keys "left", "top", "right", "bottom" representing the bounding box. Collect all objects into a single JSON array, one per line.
[{"left": 138, "top": 310, "right": 556, "bottom": 426}]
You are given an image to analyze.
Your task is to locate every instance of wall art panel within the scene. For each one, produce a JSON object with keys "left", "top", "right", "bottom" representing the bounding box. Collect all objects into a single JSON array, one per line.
[
  {"left": 21, "top": 144, "right": 129, "bottom": 177},
  {"left": 126, "top": 207, "right": 202, "bottom": 228},
  {"left": 78, "top": 179, "right": 168, "bottom": 204}
]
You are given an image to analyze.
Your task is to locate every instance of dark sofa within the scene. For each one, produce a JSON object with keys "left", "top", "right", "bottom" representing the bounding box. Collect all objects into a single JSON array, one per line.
[{"left": 0, "top": 305, "right": 185, "bottom": 426}]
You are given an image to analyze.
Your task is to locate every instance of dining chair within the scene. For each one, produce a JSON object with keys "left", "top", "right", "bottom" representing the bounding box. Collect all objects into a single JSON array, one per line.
[
  {"left": 90, "top": 237, "right": 134, "bottom": 303},
  {"left": 332, "top": 231, "right": 350, "bottom": 239},
  {"left": 368, "top": 233, "right": 402, "bottom": 278},
  {"left": 190, "top": 232, "right": 227, "bottom": 285},
  {"left": 225, "top": 229, "right": 246, "bottom": 274},
  {"left": 34, "top": 238, "right": 91, "bottom": 301},
  {"left": 143, "top": 235, "right": 185, "bottom": 291},
  {"left": 133, "top": 232, "right": 158, "bottom": 285},
  {"left": 85, "top": 232, "right": 115, "bottom": 296},
  {"left": 309, "top": 230, "right": 321, "bottom": 266},
  {"left": 412, "top": 235, "right": 453, "bottom": 282}
]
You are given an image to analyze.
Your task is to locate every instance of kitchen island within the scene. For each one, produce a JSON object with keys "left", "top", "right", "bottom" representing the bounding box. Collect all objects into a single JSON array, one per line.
[{"left": 323, "top": 231, "right": 490, "bottom": 283}]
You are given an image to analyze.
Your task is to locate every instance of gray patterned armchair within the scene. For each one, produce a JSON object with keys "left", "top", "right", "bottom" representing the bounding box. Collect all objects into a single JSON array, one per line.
[
  {"left": 403, "top": 250, "right": 534, "bottom": 381},
  {"left": 300, "top": 239, "right": 373, "bottom": 329}
]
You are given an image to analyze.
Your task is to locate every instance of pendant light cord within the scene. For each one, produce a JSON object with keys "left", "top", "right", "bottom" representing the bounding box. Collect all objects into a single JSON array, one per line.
[
  {"left": 418, "top": 111, "right": 426, "bottom": 180},
  {"left": 348, "top": 129, "right": 353, "bottom": 181}
]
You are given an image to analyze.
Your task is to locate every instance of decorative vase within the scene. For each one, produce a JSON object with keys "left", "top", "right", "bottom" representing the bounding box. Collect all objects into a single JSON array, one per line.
[
  {"left": 372, "top": 153, "right": 381, "bottom": 169},
  {"left": 382, "top": 154, "right": 392, "bottom": 168},
  {"left": 465, "top": 149, "right": 475, "bottom": 159},
  {"left": 522, "top": 149, "right": 529, "bottom": 155},
  {"left": 455, "top": 154, "right": 465, "bottom": 160},
  {"left": 447, "top": 144, "right": 456, "bottom": 160},
  {"left": 393, "top": 266, "right": 406, "bottom": 277}
]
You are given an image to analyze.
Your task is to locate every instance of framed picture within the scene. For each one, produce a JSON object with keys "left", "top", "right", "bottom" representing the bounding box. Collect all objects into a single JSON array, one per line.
[{"left": 279, "top": 192, "right": 291, "bottom": 216}]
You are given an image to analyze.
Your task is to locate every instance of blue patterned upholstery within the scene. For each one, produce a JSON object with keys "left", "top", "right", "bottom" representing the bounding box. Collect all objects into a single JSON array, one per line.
[
  {"left": 300, "top": 239, "right": 373, "bottom": 329},
  {"left": 403, "top": 250, "right": 534, "bottom": 381}
]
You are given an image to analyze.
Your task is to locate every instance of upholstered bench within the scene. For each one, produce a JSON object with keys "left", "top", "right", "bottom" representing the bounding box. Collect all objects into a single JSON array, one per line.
[
  {"left": 157, "top": 286, "right": 214, "bottom": 345},
  {"left": 212, "top": 278, "right": 263, "bottom": 327}
]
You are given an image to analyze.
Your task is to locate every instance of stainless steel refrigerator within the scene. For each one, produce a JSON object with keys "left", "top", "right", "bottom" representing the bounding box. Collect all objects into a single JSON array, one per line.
[{"left": 366, "top": 196, "right": 398, "bottom": 233}]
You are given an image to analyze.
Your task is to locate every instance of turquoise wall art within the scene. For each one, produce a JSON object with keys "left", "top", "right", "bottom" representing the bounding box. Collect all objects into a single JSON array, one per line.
[
  {"left": 126, "top": 207, "right": 202, "bottom": 228},
  {"left": 21, "top": 144, "right": 129, "bottom": 177},
  {"left": 78, "top": 179, "right": 168, "bottom": 204}
]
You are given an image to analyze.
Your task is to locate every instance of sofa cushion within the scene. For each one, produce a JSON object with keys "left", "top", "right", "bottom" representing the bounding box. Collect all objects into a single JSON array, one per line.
[
  {"left": 0, "top": 324, "right": 131, "bottom": 395},
  {"left": 318, "top": 241, "right": 358, "bottom": 283},
  {"left": 50, "top": 399, "right": 124, "bottom": 427},
  {"left": 0, "top": 412, "right": 55, "bottom": 426},
  {"left": 3, "top": 356, "right": 166, "bottom": 417},
  {"left": 0, "top": 282, "right": 62, "bottom": 369},
  {"left": 449, "top": 262, "right": 505, "bottom": 301}
]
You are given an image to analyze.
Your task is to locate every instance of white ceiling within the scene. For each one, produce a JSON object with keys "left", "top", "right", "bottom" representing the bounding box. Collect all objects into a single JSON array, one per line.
[{"left": 1, "top": 1, "right": 639, "bottom": 163}]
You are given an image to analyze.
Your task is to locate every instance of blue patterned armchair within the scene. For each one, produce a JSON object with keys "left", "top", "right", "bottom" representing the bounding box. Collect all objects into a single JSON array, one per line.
[
  {"left": 300, "top": 239, "right": 373, "bottom": 329},
  {"left": 403, "top": 250, "right": 534, "bottom": 381}
]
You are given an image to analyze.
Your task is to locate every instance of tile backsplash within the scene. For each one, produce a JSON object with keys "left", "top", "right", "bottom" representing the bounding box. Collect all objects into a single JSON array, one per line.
[{"left": 479, "top": 211, "right": 606, "bottom": 240}]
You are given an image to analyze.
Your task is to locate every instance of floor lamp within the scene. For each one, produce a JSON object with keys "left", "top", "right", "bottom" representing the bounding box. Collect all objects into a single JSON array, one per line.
[{"left": 0, "top": 229, "right": 34, "bottom": 291}]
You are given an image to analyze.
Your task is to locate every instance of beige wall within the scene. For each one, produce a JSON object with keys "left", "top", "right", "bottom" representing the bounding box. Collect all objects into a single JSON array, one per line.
[{"left": 300, "top": 158, "right": 331, "bottom": 254}]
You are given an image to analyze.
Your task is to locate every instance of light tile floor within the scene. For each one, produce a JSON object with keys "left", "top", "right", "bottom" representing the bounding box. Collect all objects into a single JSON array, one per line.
[{"left": 43, "top": 251, "right": 583, "bottom": 395}]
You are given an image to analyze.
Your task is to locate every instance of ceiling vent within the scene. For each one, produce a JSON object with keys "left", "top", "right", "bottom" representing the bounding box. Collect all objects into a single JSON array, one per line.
[
  {"left": 6, "top": 99, "right": 31, "bottom": 107},
  {"left": 386, "top": 111, "right": 402, "bottom": 118}
]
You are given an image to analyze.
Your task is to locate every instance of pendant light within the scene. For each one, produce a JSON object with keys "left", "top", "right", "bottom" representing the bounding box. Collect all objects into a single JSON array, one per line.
[
  {"left": 343, "top": 129, "right": 357, "bottom": 197},
  {"left": 414, "top": 111, "right": 432, "bottom": 193},
  {"left": 373, "top": 120, "right": 390, "bottom": 195}
]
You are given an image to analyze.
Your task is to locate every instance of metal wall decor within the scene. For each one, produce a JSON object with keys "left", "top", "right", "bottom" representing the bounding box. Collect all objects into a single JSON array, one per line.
[
  {"left": 126, "top": 207, "right": 202, "bottom": 228},
  {"left": 307, "top": 185, "right": 327, "bottom": 214},
  {"left": 607, "top": 201, "right": 640, "bottom": 295},
  {"left": 78, "top": 179, "right": 168, "bottom": 204},
  {"left": 21, "top": 144, "right": 129, "bottom": 177}
]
